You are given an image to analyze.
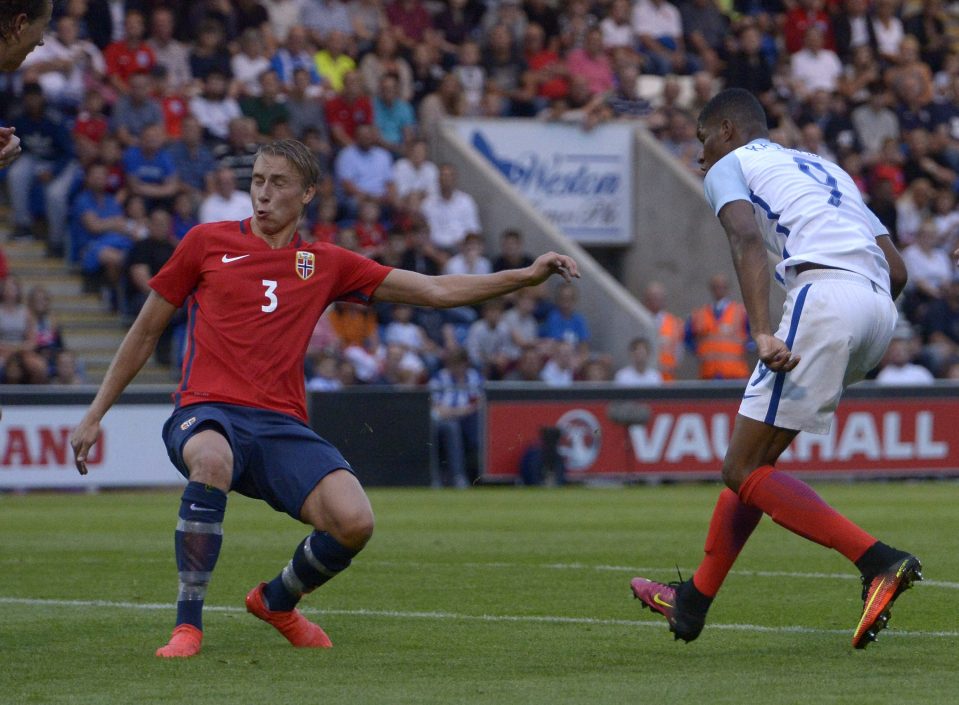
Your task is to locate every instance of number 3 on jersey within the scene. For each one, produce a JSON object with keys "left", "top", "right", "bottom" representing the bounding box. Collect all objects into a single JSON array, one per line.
[
  {"left": 262, "top": 279, "right": 278, "bottom": 312},
  {"left": 793, "top": 156, "right": 842, "bottom": 207}
]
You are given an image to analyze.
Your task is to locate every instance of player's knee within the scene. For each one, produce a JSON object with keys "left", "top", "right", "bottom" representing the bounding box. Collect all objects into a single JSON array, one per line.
[
  {"left": 329, "top": 508, "right": 375, "bottom": 551},
  {"left": 183, "top": 440, "right": 232, "bottom": 489},
  {"left": 720, "top": 459, "right": 748, "bottom": 493}
]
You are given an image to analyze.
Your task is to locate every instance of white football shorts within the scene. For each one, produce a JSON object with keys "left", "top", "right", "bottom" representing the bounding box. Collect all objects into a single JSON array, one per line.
[{"left": 739, "top": 268, "right": 898, "bottom": 434}]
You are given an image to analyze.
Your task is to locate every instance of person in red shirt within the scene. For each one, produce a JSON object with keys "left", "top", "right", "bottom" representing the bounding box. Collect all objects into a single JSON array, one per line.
[
  {"left": 324, "top": 70, "right": 374, "bottom": 148},
  {"left": 783, "top": 0, "right": 835, "bottom": 54},
  {"left": 70, "top": 138, "right": 579, "bottom": 659},
  {"left": 103, "top": 9, "right": 156, "bottom": 91}
]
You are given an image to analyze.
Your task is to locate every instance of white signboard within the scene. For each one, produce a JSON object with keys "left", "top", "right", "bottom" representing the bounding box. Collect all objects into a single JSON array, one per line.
[
  {"left": 454, "top": 120, "right": 635, "bottom": 244},
  {"left": 0, "top": 405, "right": 183, "bottom": 489}
]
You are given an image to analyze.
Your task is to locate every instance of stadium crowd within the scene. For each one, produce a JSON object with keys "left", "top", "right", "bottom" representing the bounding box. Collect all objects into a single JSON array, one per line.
[{"left": 2, "top": 0, "right": 959, "bottom": 396}]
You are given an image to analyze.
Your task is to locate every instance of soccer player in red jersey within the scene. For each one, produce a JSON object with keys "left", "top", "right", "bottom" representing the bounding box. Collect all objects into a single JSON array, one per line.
[
  {"left": 0, "top": 1, "right": 54, "bottom": 175},
  {"left": 70, "top": 139, "right": 579, "bottom": 658}
]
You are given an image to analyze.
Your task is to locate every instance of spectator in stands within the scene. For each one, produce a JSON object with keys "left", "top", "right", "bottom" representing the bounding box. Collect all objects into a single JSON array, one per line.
[
  {"left": 466, "top": 297, "right": 511, "bottom": 379},
  {"left": 111, "top": 72, "right": 164, "bottom": 147},
  {"left": 504, "top": 343, "right": 545, "bottom": 381},
  {"left": 420, "top": 163, "right": 480, "bottom": 257},
  {"left": 50, "top": 349, "right": 85, "bottom": 385},
  {"left": 540, "top": 339, "right": 577, "bottom": 385},
  {"left": 200, "top": 166, "right": 254, "bottom": 223},
  {"left": 359, "top": 30, "right": 413, "bottom": 102},
  {"left": 791, "top": 26, "right": 843, "bottom": 99},
  {"left": 392, "top": 138, "right": 439, "bottom": 211},
  {"left": 429, "top": 346, "right": 480, "bottom": 488},
  {"left": 522, "top": 22, "right": 569, "bottom": 107},
  {"left": 492, "top": 228, "right": 534, "bottom": 272},
  {"left": 122, "top": 122, "right": 179, "bottom": 209},
  {"left": 876, "top": 326, "right": 934, "bottom": 385},
  {"left": 500, "top": 288, "right": 540, "bottom": 360},
  {"left": 21, "top": 15, "right": 104, "bottom": 113},
  {"left": 832, "top": 0, "right": 876, "bottom": 64},
  {"left": 851, "top": 85, "right": 899, "bottom": 159},
  {"left": 383, "top": 302, "right": 436, "bottom": 365},
  {"left": 896, "top": 177, "right": 935, "bottom": 246},
  {"left": 540, "top": 282, "right": 590, "bottom": 357},
  {"left": 662, "top": 110, "right": 702, "bottom": 175},
  {"left": 301, "top": 0, "right": 353, "bottom": 44},
  {"left": 270, "top": 25, "right": 321, "bottom": 87},
  {"left": 566, "top": 26, "right": 614, "bottom": 97},
  {"left": 240, "top": 69, "right": 291, "bottom": 139},
  {"left": 580, "top": 354, "right": 613, "bottom": 382},
  {"left": 314, "top": 29, "right": 355, "bottom": 93},
  {"left": 172, "top": 191, "right": 199, "bottom": 242},
  {"left": 614, "top": 336, "right": 663, "bottom": 386},
  {"left": 325, "top": 70, "right": 374, "bottom": 148},
  {"left": 783, "top": 0, "right": 833, "bottom": 55},
  {"left": 434, "top": 0, "right": 485, "bottom": 48},
  {"left": 871, "top": 0, "right": 904, "bottom": 66},
  {"left": 350, "top": 0, "right": 388, "bottom": 53},
  {"left": 483, "top": 23, "right": 527, "bottom": 110},
  {"left": 905, "top": 0, "right": 948, "bottom": 73},
  {"left": 286, "top": 67, "right": 326, "bottom": 140},
  {"left": 353, "top": 197, "right": 388, "bottom": 259},
  {"left": 310, "top": 196, "right": 340, "bottom": 243},
  {"left": 71, "top": 162, "right": 123, "bottom": 263},
  {"left": 124, "top": 208, "right": 177, "bottom": 361},
  {"left": 104, "top": 9, "right": 155, "bottom": 91},
  {"left": 902, "top": 219, "right": 953, "bottom": 320},
  {"left": 600, "top": 0, "right": 635, "bottom": 52},
  {"left": 189, "top": 71, "right": 242, "bottom": 142},
  {"left": 685, "top": 273, "right": 751, "bottom": 380},
  {"left": 387, "top": 0, "right": 433, "bottom": 52},
  {"left": 213, "top": 117, "right": 261, "bottom": 191},
  {"left": 559, "top": 0, "right": 597, "bottom": 52},
  {"left": 169, "top": 115, "right": 217, "bottom": 198},
  {"left": 26, "top": 284, "right": 63, "bottom": 375},
  {"left": 373, "top": 73, "right": 416, "bottom": 153},
  {"left": 642, "top": 280, "right": 683, "bottom": 381},
  {"left": 838, "top": 45, "right": 880, "bottom": 105},
  {"left": 680, "top": 0, "right": 726, "bottom": 74},
  {"left": 724, "top": 24, "right": 774, "bottom": 100},
  {"left": 306, "top": 350, "right": 343, "bottom": 391},
  {"left": 8, "top": 83, "right": 75, "bottom": 244},
  {"left": 920, "top": 274, "right": 959, "bottom": 374},
  {"left": 233, "top": 29, "right": 272, "bottom": 97},
  {"left": 333, "top": 122, "right": 395, "bottom": 215},
  {"left": 147, "top": 6, "right": 190, "bottom": 92},
  {"left": 410, "top": 41, "right": 446, "bottom": 105},
  {"left": 444, "top": 232, "right": 492, "bottom": 275},
  {"left": 399, "top": 219, "right": 442, "bottom": 275},
  {"left": 418, "top": 71, "right": 466, "bottom": 140},
  {"left": 189, "top": 19, "right": 232, "bottom": 83},
  {"left": 632, "top": 0, "right": 694, "bottom": 76}
]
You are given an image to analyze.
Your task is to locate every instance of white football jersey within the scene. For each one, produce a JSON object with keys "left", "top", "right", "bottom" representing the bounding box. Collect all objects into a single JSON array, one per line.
[{"left": 704, "top": 139, "right": 891, "bottom": 292}]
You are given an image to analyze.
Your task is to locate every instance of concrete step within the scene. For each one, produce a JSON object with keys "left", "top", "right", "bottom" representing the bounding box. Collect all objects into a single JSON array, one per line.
[{"left": 63, "top": 332, "right": 127, "bottom": 352}]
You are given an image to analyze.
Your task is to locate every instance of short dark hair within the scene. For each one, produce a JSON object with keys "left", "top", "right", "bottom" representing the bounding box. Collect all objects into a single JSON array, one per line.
[
  {"left": 0, "top": 0, "right": 47, "bottom": 39},
  {"left": 697, "top": 88, "right": 768, "bottom": 134},
  {"left": 255, "top": 139, "right": 320, "bottom": 190}
]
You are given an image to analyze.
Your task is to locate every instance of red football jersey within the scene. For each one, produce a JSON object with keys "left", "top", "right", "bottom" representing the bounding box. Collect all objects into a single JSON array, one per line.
[{"left": 149, "top": 219, "right": 392, "bottom": 421}]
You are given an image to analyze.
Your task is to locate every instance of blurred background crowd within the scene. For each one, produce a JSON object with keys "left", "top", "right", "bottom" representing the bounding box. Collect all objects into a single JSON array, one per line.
[{"left": 2, "top": 0, "right": 959, "bottom": 399}]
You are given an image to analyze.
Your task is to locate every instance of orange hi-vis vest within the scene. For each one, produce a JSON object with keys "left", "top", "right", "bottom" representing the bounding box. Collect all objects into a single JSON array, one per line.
[
  {"left": 691, "top": 302, "right": 750, "bottom": 380},
  {"left": 657, "top": 312, "right": 683, "bottom": 381}
]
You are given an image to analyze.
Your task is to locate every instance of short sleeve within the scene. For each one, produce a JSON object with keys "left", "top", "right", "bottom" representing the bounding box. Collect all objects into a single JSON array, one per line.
[
  {"left": 865, "top": 205, "right": 890, "bottom": 237},
  {"left": 329, "top": 246, "right": 393, "bottom": 304},
  {"left": 703, "top": 151, "right": 751, "bottom": 216},
  {"left": 148, "top": 226, "right": 207, "bottom": 306}
]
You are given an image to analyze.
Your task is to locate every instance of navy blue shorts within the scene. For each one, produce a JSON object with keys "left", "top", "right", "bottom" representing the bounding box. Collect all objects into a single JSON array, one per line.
[{"left": 162, "top": 403, "right": 354, "bottom": 519}]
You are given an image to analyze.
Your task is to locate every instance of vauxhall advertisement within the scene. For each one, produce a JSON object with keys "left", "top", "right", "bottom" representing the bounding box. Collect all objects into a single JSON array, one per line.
[{"left": 454, "top": 120, "right": 635, "bottom": 245}]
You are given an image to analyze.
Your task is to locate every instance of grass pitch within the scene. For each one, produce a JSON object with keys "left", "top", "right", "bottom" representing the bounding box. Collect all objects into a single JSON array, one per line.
[{"left": 1, "top": 482, "right": 956, "bottom": 705}]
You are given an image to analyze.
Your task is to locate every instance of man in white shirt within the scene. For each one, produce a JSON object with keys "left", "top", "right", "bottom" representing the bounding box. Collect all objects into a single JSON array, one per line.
[
  {"left": 190, "top": 72, "right": 243, "bottom": 142},
  {"left": 333, "top": 123, "right": 394, "bottom": 214},
  {"left": 392, "top": 139, "right": 438, "bottom": 208},
  {"left": 875, "top": 332, "right": 935, "bottom": 385},
  {"left": 632, "top": 0, "right": 692, "bottom": 75},
  {"left": 420, "top": 163, "right": 481, "bottom": 255},
  {"left": 146, "top": 7, "right": 190, "bottom": 91},
  {"left": 631, "top": 88, "right": 920, "bottom": 651},
  {"left": 790, "top": 26, "right": 842, "bottom": 98},
  {"left": 613, "top": 337, "right": 663, "bottom": 386},
  {"left": 199, "top": 166, "right": 254, "bottom": 223}
]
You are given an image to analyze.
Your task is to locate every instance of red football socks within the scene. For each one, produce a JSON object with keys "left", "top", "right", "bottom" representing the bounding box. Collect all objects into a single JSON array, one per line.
[
  {"left": 738, "top": 465, "right": 875, "bottom": 563},
  {"left": 692, "top": 488, "right": 763, "bottom": 598}
]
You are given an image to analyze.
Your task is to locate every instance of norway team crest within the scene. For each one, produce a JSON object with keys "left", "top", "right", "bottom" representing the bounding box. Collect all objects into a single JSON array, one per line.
[{"left": 295, "top": 251, "right": 315, "bottom": 280}]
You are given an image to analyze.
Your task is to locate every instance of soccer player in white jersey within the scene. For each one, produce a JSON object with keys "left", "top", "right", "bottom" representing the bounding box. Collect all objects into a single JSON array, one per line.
[{"left": 630, "top": 88, "right": 922, "bottom": 649}]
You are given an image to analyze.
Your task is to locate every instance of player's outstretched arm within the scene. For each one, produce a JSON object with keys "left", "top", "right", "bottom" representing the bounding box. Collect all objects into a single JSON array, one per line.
[
  {"left": 70, "top": 291, "right": 178, "bottom": 475},
  {"left": 719, "top": 200, "right": 799, "bottom": 373},
  {"left": 372, "top": 251, "right": 579, "bottom": 308}
]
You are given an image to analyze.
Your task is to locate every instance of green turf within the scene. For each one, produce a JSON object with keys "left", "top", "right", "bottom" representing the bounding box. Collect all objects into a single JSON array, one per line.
[{"left": 1, "top": 482, "right": 956, "bottom": 705}]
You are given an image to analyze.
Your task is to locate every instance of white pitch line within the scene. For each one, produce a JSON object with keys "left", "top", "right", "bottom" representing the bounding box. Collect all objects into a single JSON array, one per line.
[
  {"left": 1, "top": 596, "right": 955, "bottom": 640},
  {"left": 366, "top": 561, "right": 959, "bottom": 591}
]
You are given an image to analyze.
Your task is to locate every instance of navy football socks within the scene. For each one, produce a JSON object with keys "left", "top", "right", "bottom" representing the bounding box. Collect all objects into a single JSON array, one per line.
[
  {"left": 263, "top": 531, "right": 357, "bottom": 612},
  {"left": 173, "top": 481, "right": 227, "bottom": 630}
]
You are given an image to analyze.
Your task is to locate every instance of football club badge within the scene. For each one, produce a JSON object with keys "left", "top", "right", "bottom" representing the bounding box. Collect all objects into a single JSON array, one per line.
[{"left": 295, "top": 251, "right": 315, "bottom": 280}]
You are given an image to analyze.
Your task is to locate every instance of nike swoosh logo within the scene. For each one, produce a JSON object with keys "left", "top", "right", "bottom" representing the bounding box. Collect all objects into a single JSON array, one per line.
[
  {"left": 189, "top": 503, "right": 216, "bottom": 512},
  {"left": 652, "top": 593, "right": 674, "bottom": 609},
  {"left": 221, "top": 254, "right": 250, "bottom": 263}
]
